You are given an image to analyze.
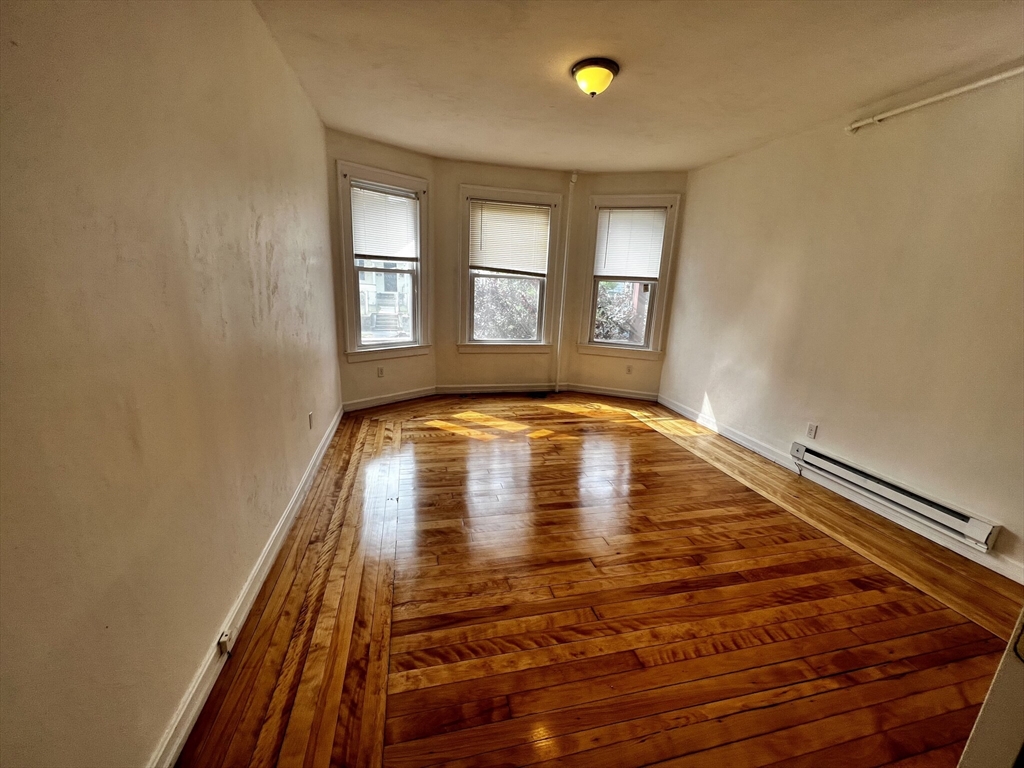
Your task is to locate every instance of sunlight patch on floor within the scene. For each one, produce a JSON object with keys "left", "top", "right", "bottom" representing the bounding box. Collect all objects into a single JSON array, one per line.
[
  {"left": 453, "top": 410, "right": 530, "bottom": 433},
  {"left": 424, "top": 420, "right": 497, "bottom": 441}
]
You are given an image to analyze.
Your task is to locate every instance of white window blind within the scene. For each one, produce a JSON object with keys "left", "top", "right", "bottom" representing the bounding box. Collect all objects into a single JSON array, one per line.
[
  {"left": 469, "top": 200, "right": 551, "bottom": 276},
  {"left": 352, "top": 184, "right": 419, "bottom": 261},
  {"left": 594, "top": 208, "right": 667, "bottom": 279}
]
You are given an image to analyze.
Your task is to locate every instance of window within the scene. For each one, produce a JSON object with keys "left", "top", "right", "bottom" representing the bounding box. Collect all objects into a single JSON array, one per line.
[
  {"left": 589, "top": 207, "right": 668, "bottom": 348},
  {"left": 348, "top": 179, "right": 421, "bottom": 348},
  {"left": 468, "top": 199, "right": 551, "bottom": 342}
]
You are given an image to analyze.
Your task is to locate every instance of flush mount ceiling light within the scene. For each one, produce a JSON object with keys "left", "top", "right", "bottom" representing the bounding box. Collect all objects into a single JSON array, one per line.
[{"left": 571, "top": 58, "right": 619, "bottom": 97}]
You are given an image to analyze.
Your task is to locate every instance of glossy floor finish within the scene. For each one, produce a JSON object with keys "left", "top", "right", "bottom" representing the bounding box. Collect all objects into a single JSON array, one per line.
[{"left": 179, "top": 394, "right": 1023, "bottom": 768}]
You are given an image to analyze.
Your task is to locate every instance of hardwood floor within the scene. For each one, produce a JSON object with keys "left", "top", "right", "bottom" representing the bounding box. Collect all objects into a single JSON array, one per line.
[{"left": 179, "top": 393, "right": 1024, "bottom": 768}]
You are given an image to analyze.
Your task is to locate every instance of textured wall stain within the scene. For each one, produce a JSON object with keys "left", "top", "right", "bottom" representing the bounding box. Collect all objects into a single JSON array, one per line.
[{"left": 0, "top": 4, "right": 341, "bottom": 766}]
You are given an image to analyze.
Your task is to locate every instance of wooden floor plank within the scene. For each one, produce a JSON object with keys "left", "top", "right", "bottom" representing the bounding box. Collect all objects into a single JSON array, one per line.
[
  {"left": 304, "top": 426, "right": 381, "bottom": 768},
  {"left": 330, "top": 422, "right": 393, "bottom": 768},
  {"left": 761, "top": 704, "right": 981, "bottom": 768},
  {"left": 355, "top": 423, "right": 403, "bottom": 767},
  {"left": 388, "top": 587, "right": 934, "bottom": 674},
  {"left": 647, "top": 678, "right": 991, "bottom": 768},
  {"left": 177, "top": 419, "right": 356, "bottom": 767},
  {"left": 251, "top": 418, "right": 374, "bottom": 768},
  {"left": 634, "top": 410, "right": 1022, "bottom": 638},
  {"left": 178, "top": 393, "right": 1020, "bottom": 768},
  {"left": 882, "top": 740, "right": 968, "bottom": 767},
  {"left": 275, "top": 418, "right": 371, "bottom": 768}
]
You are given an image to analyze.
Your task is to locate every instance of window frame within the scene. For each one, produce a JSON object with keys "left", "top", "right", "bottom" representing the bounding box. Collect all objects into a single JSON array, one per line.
[
  {"left": 588, "top": 277, "right": 658, "bottom": 349},
  {"left": 459, "top": 185, "right": 563, "bottom": 348},
  {"left": 579, "top": 194, "right": 681, "bottom": 354},
  {"left": 469, "top": 270, "right": 546, "bottom": 343},
  {"left": 337, "top": 162, "right": 430, "bottom": 358}
]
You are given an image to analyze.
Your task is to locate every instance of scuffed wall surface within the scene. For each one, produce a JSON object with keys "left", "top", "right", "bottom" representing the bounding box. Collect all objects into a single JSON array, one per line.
[{"left": 0, "top": 2, "right": 340, "bottom": 765}]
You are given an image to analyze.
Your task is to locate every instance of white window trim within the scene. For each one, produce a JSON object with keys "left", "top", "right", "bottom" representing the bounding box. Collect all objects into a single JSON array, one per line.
[
  {"left": 575, "top": 343, "right": 663, "bottom": 361},
  {"left": 457, "top": 343, "right": 553, "bottom": 354},
  {"left": 459, "top": 184, "right": 563, "bottom": 347},
  {"left": 337, "top": 161, "right": 431, "bottom": 358},
  {"left": 577, "top": 193, "right": 681, "bottom": 355},
  {"left": 344, "top": 344, "right": 431, "bottom": 363}
]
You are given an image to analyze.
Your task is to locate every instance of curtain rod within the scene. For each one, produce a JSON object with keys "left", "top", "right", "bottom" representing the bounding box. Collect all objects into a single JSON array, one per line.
[{"left": 846, "top": 65, "right": 1024, "bottom": 134}]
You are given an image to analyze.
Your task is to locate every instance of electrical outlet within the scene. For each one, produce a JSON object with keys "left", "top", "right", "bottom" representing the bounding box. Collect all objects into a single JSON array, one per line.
[
  {"left": 626, "top": 365, "right": 633, "bottom": 375},
  {"left": 308, "top": 411, "right": 313, "bottom": 430},
  {"left": 217, "top": 629, "right": 234, "bottom": 656},
  {"left": 806, "top": 422, "right": 818, "bottom": 440},
  {"left": 377, "top": 366, "right": 385, "bottom": 378}
]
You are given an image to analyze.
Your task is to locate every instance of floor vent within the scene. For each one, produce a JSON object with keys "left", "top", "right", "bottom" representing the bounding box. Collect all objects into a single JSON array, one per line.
[{"left": 791, "top": 443, "right": 999, "bottom": 552}]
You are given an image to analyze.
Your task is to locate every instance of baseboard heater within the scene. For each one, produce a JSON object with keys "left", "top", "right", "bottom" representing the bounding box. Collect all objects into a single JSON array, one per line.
[{"left": 791, "top": 443, "right": 999, "bottom": 552}]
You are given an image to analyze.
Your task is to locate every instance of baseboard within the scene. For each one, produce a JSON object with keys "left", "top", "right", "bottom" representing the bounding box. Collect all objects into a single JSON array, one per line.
[
  {"left": 435, "top": 382, "right": 553, "bottom": 394},
  {"left": 656, "top": 394, "right": 794, "bottom": 469},
  {"left": 345, "top": 382, "right": 659, "bottom": 406},
  {"left": 656, "top": 395, "right": 1024, "bottom": 585},
  {"left": 562, "top": 382, "right": 659, "bottom": 402},
  {"left": 343, "top": 386, "right": 437, "bottom": 411},
  {"left": 147, "top": 405, "right": 343, "bottom": 768}
]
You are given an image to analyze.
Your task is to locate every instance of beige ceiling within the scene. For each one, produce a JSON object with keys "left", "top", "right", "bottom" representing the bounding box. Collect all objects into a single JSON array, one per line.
[{"left": 254, "top": 0, "right": 1024, "bottom": 172}]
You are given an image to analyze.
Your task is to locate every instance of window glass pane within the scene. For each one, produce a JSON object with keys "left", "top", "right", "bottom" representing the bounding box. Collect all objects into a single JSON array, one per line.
[
  {"left": 358, "top": 270, "right": 414, "bottom": 345},
  {"left": 593, "top": 280, "right": 652, "bottom": 346},
  {"left": 472, "top": 273, "right": 541, "bottom": 341},
  {"left": 351, "top": 185, "right": 418, "bottom": 260},
  {"left": 469, "top": 200, "right": 550, "bottom": 275},
  {"left": 595, "top": 208, "right": 666, "bottom": 279}
]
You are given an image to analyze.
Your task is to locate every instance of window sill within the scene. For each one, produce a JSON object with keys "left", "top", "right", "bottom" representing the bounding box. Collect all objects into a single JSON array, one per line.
[
  {"left": 576, "top": 343, "right": 663, "bottom": 361},
  {"left": 457, "top": 343, "right": 552, "bottom": 354},
  {"left": 345, "top": 344, "right": 432, "bottom": 362}
]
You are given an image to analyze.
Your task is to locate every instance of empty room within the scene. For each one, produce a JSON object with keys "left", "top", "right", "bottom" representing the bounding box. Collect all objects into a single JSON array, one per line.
[{"left": 2, "top": 1, "right": 1024, "bottom": 767}]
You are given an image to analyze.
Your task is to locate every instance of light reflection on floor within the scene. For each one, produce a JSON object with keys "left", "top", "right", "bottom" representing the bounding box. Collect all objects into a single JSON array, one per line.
[{"left": 413, "top": 399, "right": 666, "bottom": 560}]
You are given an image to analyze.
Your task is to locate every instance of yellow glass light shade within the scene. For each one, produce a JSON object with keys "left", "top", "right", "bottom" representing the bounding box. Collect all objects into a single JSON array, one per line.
[{"left": 572, "top": 58, "right": 619, "bottom": 98}]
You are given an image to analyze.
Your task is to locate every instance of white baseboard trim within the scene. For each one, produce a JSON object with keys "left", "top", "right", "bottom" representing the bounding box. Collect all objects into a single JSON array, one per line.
[
  {"left": 435, "top": 382, "right": 553, "bottom": 394},
  {"left": 348, "top": 381, "right": 659, "bottom": 411},
  {"left": 343, "top": 383, "right": 661, "bottom": 410},
  {"left": 148, "top": 405, "right": 343, "bottom": 768},
  {"left": 562, "top": 382, "right": 659, "bottom": 402},
  {"left": 655, "top": 395, "right": 1024, "bottom": 585},
  {"left": 656, "top": 394, "right": 794, "bottom": 469},
  {"left": 343, "top": 386, "right": 437, "bottom": 411},
  {"left": 803, "top": 466, "right": 1024, "bottom": 585}
]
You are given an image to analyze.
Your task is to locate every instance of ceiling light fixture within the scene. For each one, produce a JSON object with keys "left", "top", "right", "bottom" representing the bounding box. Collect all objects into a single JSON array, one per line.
[{"left": 571, "top": 58, "right": 619, "bottom": 98}]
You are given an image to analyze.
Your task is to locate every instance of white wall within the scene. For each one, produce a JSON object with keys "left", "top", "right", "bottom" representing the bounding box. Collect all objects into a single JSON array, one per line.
[
  {"left": 660, "top": 77, "right": 1024, "bottom": 576},
  {"left": 324, "top": 128, "right": 686, "bottom": 408},
  {"left": 0, "top": 2, "right": 340, "bottom": 766}
]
